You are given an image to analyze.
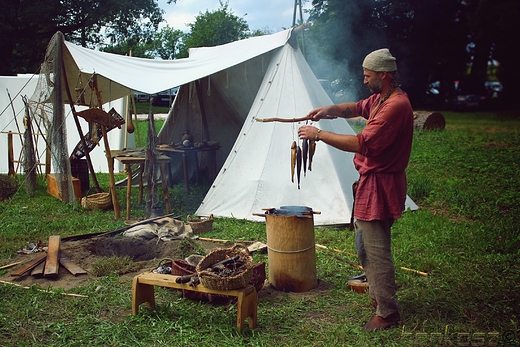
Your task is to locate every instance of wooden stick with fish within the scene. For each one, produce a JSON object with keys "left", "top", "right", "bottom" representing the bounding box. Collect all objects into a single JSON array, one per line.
[
  {"left": 302, "top": 138, "right": 308, "bottom": 177},
  {"left": 296, "top": 144, "right": 302, "bottom": 189},
  {"left": 291, "top": 141, "right": 297, "bottom": 183},
  {"left": 308, "top": 139, "right": 316, "bottom": 171}
]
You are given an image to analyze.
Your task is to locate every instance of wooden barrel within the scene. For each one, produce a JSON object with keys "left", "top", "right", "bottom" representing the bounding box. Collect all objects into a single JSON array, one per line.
[{"left": 265, "top": 206, "right": 317, "bottom": 292}]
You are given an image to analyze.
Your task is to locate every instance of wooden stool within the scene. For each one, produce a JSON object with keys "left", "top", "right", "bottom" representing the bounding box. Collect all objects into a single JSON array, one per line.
[
  {"left": 113, "top": 155, "right": 171, "bottom": 220},
  {"left": 132, "top": 272, "right": 258, "bottom": 333}
]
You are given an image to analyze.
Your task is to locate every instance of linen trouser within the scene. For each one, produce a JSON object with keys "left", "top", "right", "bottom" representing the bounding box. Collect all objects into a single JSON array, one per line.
[{"left": 355, "top": 219, "right": 399, "bottom": 318}]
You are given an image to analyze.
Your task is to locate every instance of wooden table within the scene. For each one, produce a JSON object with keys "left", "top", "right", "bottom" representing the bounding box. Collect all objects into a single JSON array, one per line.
[
  {"left": 158, "top": 145, "right": 219, "bottom": 194},
  {"left": 132, "top": 272, "right": 258, "bottom": 333},
  {"left": 113, "top": 153, "right": 171, "bottom": 220}
]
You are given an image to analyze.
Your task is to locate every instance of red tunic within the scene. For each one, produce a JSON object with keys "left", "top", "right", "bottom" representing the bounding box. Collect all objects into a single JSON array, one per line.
[{"left": 353, "top": 91, "right": 414, "bottom": 221}]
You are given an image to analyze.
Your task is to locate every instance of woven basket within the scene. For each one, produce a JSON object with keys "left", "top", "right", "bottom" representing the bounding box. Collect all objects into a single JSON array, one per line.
[
  {"left": 196, "top": 244, "right": 253, "bottom": 290},
  {"left": 81, "top": 192, "right": 112, "bottom": 210},
  {"left": 187, "top": 214, "right": 214, "bottom": 233}
]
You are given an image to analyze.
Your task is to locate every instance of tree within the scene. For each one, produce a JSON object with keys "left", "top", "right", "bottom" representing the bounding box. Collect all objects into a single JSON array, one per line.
[
  {"left": 466, "top": 0, "right": 520, "bottom": 104},
  {"left": 58, "top": 0, "right": 165, "bottom": 48},
  {"left": 0, "top": 0, "right": 62, "bottom": 75},
  {"left": 0, "top": 0, "right": 170, "bottom": 75},
  {"left": 153, "top": 25, "right": 185, "bottom": 60},
  {"left": 179, "top": 1, "right": 250, "bottom": 58},
  {"left": 100, "top": 38, "right": 156, "bottom": 59}
]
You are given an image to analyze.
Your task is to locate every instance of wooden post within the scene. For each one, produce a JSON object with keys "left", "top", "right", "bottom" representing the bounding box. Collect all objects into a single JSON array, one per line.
[
  {"left": 130, "top": 93, "right": 141, "bottom": 147},
  {"left": 160, "top": 162, "right": 171, "bottom": 214},
  {"left": 126, "top": 163, "right": 132, "bottom": 220},
  {"left": 45, "top": 142, "right": 51, "bottom": 176},
  {"left": 7, "top": 132, "right": 15, "bottom": 176},
  {"left": 61, "top": 65, "right": 102, "bottom": 192},
  {"left": 92, "top": 75, "right": 120, "bottom": 219},
  {"left": 195, "top": 80, "right": 210, "bottom": 143}
]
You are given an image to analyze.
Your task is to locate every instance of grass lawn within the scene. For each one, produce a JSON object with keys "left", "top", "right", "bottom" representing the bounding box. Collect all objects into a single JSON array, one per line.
[{"left": 0, "top": 110, "right": 519, "bottom": 346}]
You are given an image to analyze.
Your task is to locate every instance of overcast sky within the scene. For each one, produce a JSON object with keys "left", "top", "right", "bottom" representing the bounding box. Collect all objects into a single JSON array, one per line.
[{"left": 158, "top": 0, "right": 311, "bottom": 33}]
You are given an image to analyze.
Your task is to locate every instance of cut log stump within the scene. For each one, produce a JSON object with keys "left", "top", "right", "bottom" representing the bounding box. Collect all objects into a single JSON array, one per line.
[{"left": 413, "top": 111, "right": 446, "bottom": 131}]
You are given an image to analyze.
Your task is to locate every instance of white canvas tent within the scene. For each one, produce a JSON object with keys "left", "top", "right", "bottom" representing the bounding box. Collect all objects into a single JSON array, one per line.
[
  {"left": 0, "top": 74, "right": 131, "bottom": 175},
  {"left": 1, "top": 28, "right": 417, "bottom": 224}
]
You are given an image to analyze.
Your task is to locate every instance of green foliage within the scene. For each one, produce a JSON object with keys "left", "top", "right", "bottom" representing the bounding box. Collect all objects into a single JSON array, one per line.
[
  {"left": 153, "top": 25, "right": 185, "bottom": 60},
  {"left": 179, "top": 1, "right": 250, "bottom": 58},
  {"left": 59, "top": 0, "right": 164, "bottom": 48},
  {"left": 0, "top": 0, "right": 165, "bottom": 75},
  {"left": 100, "top": 37, "right": 156, "bottom": 59}
]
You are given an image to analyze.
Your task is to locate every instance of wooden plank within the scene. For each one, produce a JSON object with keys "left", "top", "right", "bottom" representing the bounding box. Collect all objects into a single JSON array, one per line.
[
  {"left": 44, "top": 235, "right": 60, "bottom": 276},
  {"left": 10, "top": 253, "right": 47, "bottom": 276},
  {"left": 59, "top": 254, "right": 87, "bottom": 276},
  {"left": 31, "top": 261, "right": 46, "bottom": 276},
  {"left": 75, "top": 108, "right": 124, "bottom": 129}
]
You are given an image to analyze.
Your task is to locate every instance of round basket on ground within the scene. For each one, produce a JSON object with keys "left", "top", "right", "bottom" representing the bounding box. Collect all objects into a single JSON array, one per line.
[
  {"left": 347, "top": 279, "right": 369, "bottom": 293},
  {"left": 196, "top": 244, "right": 253, "bottom": 291},
  {"left": 81, "top": 192, "right": 112, "bottom": 210},
  {"left": 187, "top": 214, "right": 214, "bottom": 233}
]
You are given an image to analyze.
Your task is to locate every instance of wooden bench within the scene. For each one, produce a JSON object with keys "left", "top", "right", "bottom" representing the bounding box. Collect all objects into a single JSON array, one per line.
[{"left": 132, "top": 272, "right": 258, "bottom": 333}]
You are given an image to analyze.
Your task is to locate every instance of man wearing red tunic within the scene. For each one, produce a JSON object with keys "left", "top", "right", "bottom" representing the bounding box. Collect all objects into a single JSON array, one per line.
[{"left": 298, "top": 48, "right": 413, "bottom": 331}]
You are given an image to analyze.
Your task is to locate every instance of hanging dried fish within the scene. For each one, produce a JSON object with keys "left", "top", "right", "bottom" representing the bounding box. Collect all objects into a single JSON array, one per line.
[
  {"left": 291, "top": 141, "right": 297, "bottom": 183},
  {"left": 308, "top": 139, "right": 316, "bottom": 171},
  {"left": 302, "top": 139, "right": 308, "bottom": 176},
  {"left": 296, "top": 145, "right": 302, "bottom": 189}
]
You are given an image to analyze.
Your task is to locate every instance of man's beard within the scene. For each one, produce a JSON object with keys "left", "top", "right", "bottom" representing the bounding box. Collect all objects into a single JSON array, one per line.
[{"left": 368, "top": 78, "right": 383, "bottom": 94}]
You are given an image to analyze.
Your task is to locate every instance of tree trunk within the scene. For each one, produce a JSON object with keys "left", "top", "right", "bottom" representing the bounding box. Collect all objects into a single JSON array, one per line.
[{"left": 413, "top": 111, "right": 445, "bottom": 131}]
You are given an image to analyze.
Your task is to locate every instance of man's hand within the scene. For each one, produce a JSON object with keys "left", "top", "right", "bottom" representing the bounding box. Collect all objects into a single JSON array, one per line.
[
  {"left": 307, "top": 106, "right": 336, "bottom": 121},
  {"left": 307, "top": 102, "right": 358, "bottom": 120},
  {"left": 298, "top": 125, "right": 320, "bottom": 141}
]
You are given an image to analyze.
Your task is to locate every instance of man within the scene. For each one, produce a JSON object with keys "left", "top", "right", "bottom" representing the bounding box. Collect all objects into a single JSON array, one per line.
[{"left": 298, "top": 48, "right": 413, "bottom": 331}]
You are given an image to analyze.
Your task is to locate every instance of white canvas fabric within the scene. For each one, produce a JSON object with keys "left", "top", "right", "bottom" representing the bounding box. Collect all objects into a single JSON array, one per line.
[{"left": 62, "top": 29, "right": 291, "bottom": 102}]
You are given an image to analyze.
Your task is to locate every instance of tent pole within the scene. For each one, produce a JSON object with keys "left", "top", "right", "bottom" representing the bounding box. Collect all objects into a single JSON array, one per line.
[
  {"left": 194, "top": 80, "right": 210, "bottom": 142},
  {"left": 61, "top": 64, "right": 102, "bottom": 192},
  {"left": 91, "top": 74, "right": 121, "bottom": 219},
  {"left": 130, "top": 93, "right": 141, "bottom": 147}
]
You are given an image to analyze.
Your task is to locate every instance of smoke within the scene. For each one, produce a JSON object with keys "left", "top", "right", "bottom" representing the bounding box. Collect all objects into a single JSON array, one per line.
[{"left": 304, "top": 0, "right": 396, "bottom": 103}]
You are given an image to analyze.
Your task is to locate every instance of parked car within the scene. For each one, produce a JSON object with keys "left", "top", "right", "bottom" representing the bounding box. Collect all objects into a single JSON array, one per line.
[
  {"left": 449, "top": 78, "right": 489, "bottom": 110},
  {"left": 133, "top": 92, "right": 151, "bottom": 103},
  {"left": 151, "top": 87, "right": 178, "bottom": 107}
]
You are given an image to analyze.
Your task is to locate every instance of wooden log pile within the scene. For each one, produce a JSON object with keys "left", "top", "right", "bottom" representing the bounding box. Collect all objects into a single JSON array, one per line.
[
  {"left": 10, "top": 235, "right": 87, "bottom": 277},
  {"left": 413, "top": 111, "right": 446, "bottom": 131}
]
